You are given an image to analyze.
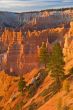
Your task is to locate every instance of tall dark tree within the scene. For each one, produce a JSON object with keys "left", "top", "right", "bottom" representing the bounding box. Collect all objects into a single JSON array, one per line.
[
  {"left": 18, "top": 76, "right": 26, "bottom": 94},
  {"left": 39, "top": 42, "right": 49, "bottom": 68},
  {"left": 48, "top": 43, "right": 65, "bottom": 83}
]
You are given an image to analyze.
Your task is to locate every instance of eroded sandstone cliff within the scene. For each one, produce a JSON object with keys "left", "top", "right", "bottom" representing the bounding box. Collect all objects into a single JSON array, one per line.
[{"left": 0, "top": 27, "right": 65, "bottom": 75}]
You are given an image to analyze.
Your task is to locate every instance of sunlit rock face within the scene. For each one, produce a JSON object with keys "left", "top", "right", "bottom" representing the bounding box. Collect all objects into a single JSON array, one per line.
[
  {"left": 63, "top": 22, "right": 73, "bottom": 65},
  {"left": 0, "top": 27, "right": 65, "bottom": 75},
  {"left": 0, "top": 9, "right": 73, "bottom": 31},
  {"left": 1, "top": 22, "right": 73, "bottom": 75},
  {"left": 0, "top": 29, "right": 23, "bottom": 74}
]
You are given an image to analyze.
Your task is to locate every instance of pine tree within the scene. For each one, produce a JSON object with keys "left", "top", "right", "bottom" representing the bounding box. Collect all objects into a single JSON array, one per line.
[
  {"left": 18, "top": 76, "right": 26, "bottom": 94},
  {"left": 48, "top": 43, "right": 65, "bottom": 83},
  {"left": 39, "top": 42, "right": 49, "bottom": 68}
]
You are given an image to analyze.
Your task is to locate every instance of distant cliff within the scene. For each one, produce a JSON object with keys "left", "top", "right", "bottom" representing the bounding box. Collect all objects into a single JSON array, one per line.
[{"left": 0, "top": 8, "right": 73, "bottom": 31}]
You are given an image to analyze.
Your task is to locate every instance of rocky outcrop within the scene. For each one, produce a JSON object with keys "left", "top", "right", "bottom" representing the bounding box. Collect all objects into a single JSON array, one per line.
[
  {"left": 0, "top": 22, "right": 73, "bottom": 75},
  {"left": 63, "top": 22, "right": 73, "bottom": 63},
  {"left": 0, "top": 27, "right": 65, "bottom": 75},
  {"left": 0, "top": 8, "right": 73, "bottom": 31}
]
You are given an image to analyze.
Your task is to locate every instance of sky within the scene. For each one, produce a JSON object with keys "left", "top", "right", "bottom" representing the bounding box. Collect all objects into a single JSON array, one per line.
[{"left": 0, "top": 0, "right": 73, "bottom": 12}]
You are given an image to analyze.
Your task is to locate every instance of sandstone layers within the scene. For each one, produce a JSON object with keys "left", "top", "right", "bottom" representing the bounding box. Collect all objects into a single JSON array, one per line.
[
  {"left": 0, "top": 26, "right": 65, "bottom": 75},
  {"left": 0, "top": 22, "right": 73, "bottom": 74}
]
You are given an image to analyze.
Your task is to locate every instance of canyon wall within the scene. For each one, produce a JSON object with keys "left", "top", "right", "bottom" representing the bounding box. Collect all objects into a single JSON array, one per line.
[
  {"left": 63, "top": 22, "right": 73, "bottom": 62},
  {"left": 0, "top": 9, "right": 73, "bottom": 30},
  {"left": 0, "top": 27, "right": 65, "bottom": 75},
  {"left": 0, "top": 22, "right": 73, "bottom": 75},
  {"left": 63, "top": 22, "right": 73, "bottom": 71}
]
